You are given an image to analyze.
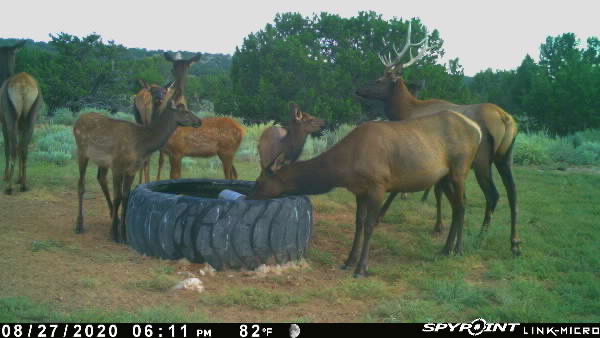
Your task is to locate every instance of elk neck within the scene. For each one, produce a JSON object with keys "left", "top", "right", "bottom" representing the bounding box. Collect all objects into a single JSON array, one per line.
[
  {"left": 284, "top": 124, "right": 309, "bottom": 159},
  {"left": 0, "top": 52, "right": 16, "bottom": 86},
  {"left": 136, "top": 109, "right": 179, "bottom": 158},
  {"left": 275, "top": 155, "right": 338, "bottom": 196},
  {"left": 384, "top": 79, "right": 419, "bottom": 121}
]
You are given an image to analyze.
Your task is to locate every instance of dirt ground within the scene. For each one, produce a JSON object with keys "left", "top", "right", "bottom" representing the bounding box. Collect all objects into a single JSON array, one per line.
[{"left": 0, "top": 184, "right": 406, "bottom": 322}]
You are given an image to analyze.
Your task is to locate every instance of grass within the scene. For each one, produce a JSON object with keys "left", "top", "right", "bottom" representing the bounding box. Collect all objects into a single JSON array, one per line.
[{"left": 201, "top": 287, "right": 306, "bottom": 310}]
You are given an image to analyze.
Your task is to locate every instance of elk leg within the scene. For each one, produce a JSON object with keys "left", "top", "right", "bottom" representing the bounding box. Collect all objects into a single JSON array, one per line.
[
  {"left": 75, "top": 154, "right": 89, "bottom": 233},
  {"left": 448, "top": 174, "right": 466, "bottom": 255},
  {"left": 119, "top": 174, "right": 135, "bottom": 243},
  {"left": 156, "top": 151, "right": 165, "bottom": 181},
  {"left": 439, "top": 177, "right": 458, "bottom": 255},
  {"left": 421, "top": 187, "right": 431, "bottom": 202},
  {"left": 2, "top": 126, "right": 9, "bottom": 181},
  {"left": 218, "top": 153, "right": 234, "bottom": 180},
  {"left": 111, "top": 173, "right": 124, "bottom": 243},
  {"left": 341, "top": 194, "right": 367, "bottom": 270},
  {"left": 97, "top": 167, "right": 113, "bottom": 217},
  {"left": 168, "top": 154, "right": 183, "bottom": 180},
  {"left": 143, "top": 155, "right": 151, "bottom": 183},
  {"left": 17, "top": 121, "right": 34, "bottom": 191},
  {"left": 3, "top": 123, "right": 17, "bottom": 194},
  {"left": 495, "top": 152, "right": 520, "bottom": 256},
  {"left": 354, "top": 187, "right": 385, "bottom": 278},
  {"left": 433, "top": 183, "right": 444, "bottom": 234},
  {"left": 376, "top": 192, "right": 398, "bottom": 223},
  {"left": 473, "top": 161, "right": 499, "bottom": 233}
]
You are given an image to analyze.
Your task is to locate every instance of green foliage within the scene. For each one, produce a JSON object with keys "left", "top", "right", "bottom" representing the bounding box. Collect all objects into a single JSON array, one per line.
[
  {"left": 470, "top": 33, "right": 600, "bottom": 135},
  {"left": 227, "top": 12, "right": 449, "bottom": 124}
]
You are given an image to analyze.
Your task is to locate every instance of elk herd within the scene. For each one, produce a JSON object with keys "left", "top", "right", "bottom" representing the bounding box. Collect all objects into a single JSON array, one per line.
[{"left": 1, "top": 22, "right": 520, "bottom": 277}]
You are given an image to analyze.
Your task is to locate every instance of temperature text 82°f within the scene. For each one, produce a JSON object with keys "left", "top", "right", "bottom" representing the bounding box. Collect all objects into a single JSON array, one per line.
[{"left": 240, "top": 325, "right": 272, "bottom": 337}]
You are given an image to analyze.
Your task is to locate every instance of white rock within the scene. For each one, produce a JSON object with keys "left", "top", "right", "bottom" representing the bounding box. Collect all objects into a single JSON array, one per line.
[{"left": 172, "top": 278, "right": 204, "bottom": 293}]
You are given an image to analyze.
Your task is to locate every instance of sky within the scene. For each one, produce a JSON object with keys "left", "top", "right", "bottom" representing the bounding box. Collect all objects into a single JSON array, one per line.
[{"left": 2, "top": 0, "right": 599, "bottom": 76}]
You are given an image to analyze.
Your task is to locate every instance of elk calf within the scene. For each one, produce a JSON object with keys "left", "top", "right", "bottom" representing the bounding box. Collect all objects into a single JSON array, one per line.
[
  {"left": 249, "top": 111, "right": 482, "bottom": 277},
  {"left": 73, "top": 104, "right": 201, "bottom": 242},
  {"left": 133, "top": 80, "right": 175, "bottom": 183},
  {"left": 258, "top": 103, "right": 325, "bottom": 170},
  {"left": 156, "top": 116, "right": 245, "bottom": 180}
]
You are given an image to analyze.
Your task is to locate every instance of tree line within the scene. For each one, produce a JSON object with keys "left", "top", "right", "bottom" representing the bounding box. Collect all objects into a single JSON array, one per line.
[{"left": 3, "top": 11, "right": 599, "bottom": 135}]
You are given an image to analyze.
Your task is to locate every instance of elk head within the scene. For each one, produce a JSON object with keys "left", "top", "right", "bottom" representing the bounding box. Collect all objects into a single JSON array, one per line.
[
  {"left": 167, "top": 103, "right": 202, "bottom": 128},
  {"left": 249, "top": 152, "right": 288, "bottom": 200},
  {"left": 288, "top": 103, "right": 326, "bottom": 134},
  {"left": 0, "top": 40, "right": 26, "bottom": 82},
  {"left": 164, "top": 52, "right": 202, "bottom": 80},
  {"left": 355, "top": 22, "right": 429, "bottom": 100}
]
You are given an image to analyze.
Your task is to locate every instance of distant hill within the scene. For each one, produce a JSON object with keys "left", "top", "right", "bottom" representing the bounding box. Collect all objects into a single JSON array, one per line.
[{"left": 0, "top": 37, "right": 232, "bottom": 75}]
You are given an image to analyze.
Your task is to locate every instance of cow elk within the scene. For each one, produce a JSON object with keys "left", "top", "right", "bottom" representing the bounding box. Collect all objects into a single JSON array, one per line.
[
  {"left": 258, "top": 103, "right": 326, "bottom": 170},
  {"left": 356, "top": 22, "right": 520, "bottom": 255},
  {"left": 249, "top": 111, "right": 482, "bottom": 277},
  {"left": 133, "top": 79, "right": 175, "bottom": 183},
  {"left": 156, "top": 117, "right": 245, "bottom": 180},
  {"left": 0, "top": 41, "right": 44, "bottom": 194},
  {"left": 73, "top": 104, "right": 201, "bottom": 242}
]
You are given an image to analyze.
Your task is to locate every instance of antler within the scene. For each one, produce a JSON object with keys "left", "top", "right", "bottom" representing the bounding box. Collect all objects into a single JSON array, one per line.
[{"left": 378, "top": 22, "right": 429, "bottom": 70}]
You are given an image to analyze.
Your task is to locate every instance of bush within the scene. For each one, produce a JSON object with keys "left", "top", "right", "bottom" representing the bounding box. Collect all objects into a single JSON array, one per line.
[{"left": 513, "top": 131, "right": 552, "bottom": 165}]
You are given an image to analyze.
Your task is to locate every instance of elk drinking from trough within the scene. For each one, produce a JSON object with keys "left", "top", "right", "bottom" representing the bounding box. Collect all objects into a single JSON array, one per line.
[
  {"left": 73, "top": 104, "right": 202, "bottom": 243},
  {"left": 248, "top": 111, "right": 482, "bottom": 277},
  {"left": 356, "top": 22, "right": 520, "bottom": 255},
  {"left": 0, "top": 41, "right": 44, "bottom": 194},
  {"left": 133, "top": 79, "right": 175, "bottom": 183},
  {"left": 258, "top": 103, "right": 326, "bottom": 170}
]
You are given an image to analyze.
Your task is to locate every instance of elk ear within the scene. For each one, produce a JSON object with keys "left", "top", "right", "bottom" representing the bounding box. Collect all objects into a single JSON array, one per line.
[
  {"left": 164, "top": 52, "right": 175, "bottom": 62},
  {"left": 289, "top": 103, "right": 302, "bottom": 121},
  {"left": 13, "top": 40, "right": 26, "bottom": 50},
  {"left": 163, "top": 80, "right": 175, "bottom": 89},
  {"left": 138, "top": 79, "right": 149, "bottom": 89},
  {"left": 189, "top": 53, "right": 202, "bottom": 64}
]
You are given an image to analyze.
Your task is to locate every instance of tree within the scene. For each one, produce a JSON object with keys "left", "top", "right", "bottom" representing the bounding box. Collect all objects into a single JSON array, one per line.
[{"left": 225, "top": 11, "right": 448, "bottom": 125}]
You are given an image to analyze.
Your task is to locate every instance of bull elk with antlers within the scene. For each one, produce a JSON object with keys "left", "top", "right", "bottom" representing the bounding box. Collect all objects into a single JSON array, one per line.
[
  {"left": 249, "top": 111, "right": 482, "bottom": 277},
  {"left": 73, "top": 104, "right": 201, "bottom": 242},
  {"left": 356, "top": 22, "right": 520, "bottom": 255},
  {"left": 133, "top": 79, "right": 175, "bottom": 183},
  {"left": 258, "top": 103, "right": 326, "bottom": 170},
  {"left": 0, "top": 41, "right": 44, "bottom": 194}
]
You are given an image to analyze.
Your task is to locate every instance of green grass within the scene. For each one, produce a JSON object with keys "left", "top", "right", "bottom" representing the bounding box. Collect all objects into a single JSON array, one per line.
[
  {"left": 0, "top": 297, "right": 210, "bottom": 322},
  {"left": 1, "top": 107, "right": 599, "bottom": 322},
  {"left": 201, "top": 287, "right": 306, "bottom": 310}
]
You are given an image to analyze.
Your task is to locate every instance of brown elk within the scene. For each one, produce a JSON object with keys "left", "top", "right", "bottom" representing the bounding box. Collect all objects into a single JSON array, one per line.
[
  {"left": 249, "top": 111, "right": 482, "bottom": 277},
  {"left": 0, "top": 41, "right": 44, "bottom": 194},
  {"left": 133, "top": 79, "right": 175, "bottom": 183},
  {"left": 356, "top": 22, "right": 520, "bottom": 255},
  {"left": 258, "top": 103, "right": 326, "bottom": 170},
  {"left": 73, "top": 103, "right": 201, "bottom": 242},
  {"left": 156, "top": 117, "right": 245, "bottom": 180},
  {"left": 163, "top": 52, "right": 202, "bottom": 107}
]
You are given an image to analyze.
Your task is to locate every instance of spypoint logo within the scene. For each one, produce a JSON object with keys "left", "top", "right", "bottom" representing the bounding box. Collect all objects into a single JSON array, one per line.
[{"left": 423, "top": 318, "right": 519, "bottom": 336}]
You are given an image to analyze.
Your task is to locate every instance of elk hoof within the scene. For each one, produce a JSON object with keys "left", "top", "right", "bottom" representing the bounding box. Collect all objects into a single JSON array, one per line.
[
  {"left": 439, "top": 248, "right": 451, "bottom": 256},
  {"left": 20, "top": 185, "right": 28, "bottom": 192},
  {"left": 340, "top": 263, "right": 352, "bottom": 270},
  {"left": 74, "top": 226, "right": 84, "bottom": 234},
  {"left": 511, "top": 239, "right": 522, "bottom": 256},
  {"left": 4, "top": 187, "right": 13, "bottom": 195}
]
